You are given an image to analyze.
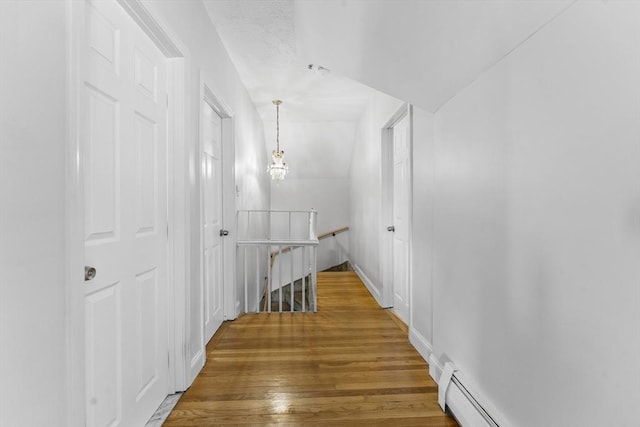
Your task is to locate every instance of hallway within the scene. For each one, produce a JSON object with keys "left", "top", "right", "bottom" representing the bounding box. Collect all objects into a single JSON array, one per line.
[
  {"left": 2, "top": 1, "right": 639, "bottom": 425},
  {"left": 164, "top": 271, "right": 458, "bottom": 426}
]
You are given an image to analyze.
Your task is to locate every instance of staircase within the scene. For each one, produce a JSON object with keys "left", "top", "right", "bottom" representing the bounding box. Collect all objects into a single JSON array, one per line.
[
  {"left": 237, "top": 209, "right": 319, "bottom": 313},
  {"left": 261, "top": 260, "right": 352, "bottom": 311},
  {"left": 322, "top": 260, "right": 352, "bottom": 272},
  {"left": 237, "top": 210, "right": 351, "bottom": 313},
  {"left": 261, "top": 274, "right": 312, "bottom": 312}
]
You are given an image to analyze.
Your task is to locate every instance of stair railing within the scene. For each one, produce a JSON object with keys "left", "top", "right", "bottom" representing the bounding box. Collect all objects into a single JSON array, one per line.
[
  {"left": 236, "top": 210, "right": 318, "bottom": 313},
  {"left": 317, "top": 226, "right": 349, "bottom": 240},
  {"left": 318, "top": 226, "right": 350, "bottom": 269}
]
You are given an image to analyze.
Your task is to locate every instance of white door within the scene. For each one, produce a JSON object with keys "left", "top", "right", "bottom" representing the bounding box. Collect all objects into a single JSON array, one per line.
[
  {"left": 82, "top": 1, "right": 169, "bottom": 426},
  {"left": 202, "top": 99, "right": 224, "bottom": 342},
  {"left": 392, "top": 114, "right": 411, "bottom": 324}
]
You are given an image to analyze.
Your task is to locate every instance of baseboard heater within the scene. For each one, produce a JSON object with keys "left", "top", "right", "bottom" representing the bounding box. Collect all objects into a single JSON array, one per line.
[{"left": 438, "top": 363, "right": 500, "bottom": 427}]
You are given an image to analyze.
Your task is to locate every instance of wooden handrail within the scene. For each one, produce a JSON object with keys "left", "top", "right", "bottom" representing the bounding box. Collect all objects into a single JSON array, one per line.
[
  {"left": 269, "top": 226, "right": 349, "bottom": 266},
  {"left": 317, "top": 226, "right": 349, "bottom": 240}
]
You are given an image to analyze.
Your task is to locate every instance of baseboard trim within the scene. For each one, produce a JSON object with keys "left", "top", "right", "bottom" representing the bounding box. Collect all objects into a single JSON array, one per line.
[
  {"left": 408, "top": 328, "right": 433, "bottom": 363},
  {"left": 352, "top": 263, "right": 385, "bottom": 307},
  {"left": 428, "top": 354, "right": 444, "bottom": 383},
  {"left": 385, "top": 309, "right": 408, "bottom": 335}
]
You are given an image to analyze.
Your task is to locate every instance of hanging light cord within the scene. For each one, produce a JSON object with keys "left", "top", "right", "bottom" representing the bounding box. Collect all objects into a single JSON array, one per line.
[{"left": 276, "top": 101, "right": 280, "bottom": 153}]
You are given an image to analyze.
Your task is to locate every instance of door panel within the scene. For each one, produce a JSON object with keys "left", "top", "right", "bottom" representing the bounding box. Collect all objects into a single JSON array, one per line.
[
  {"left": 135, "top": 267, "right": 158, "bottom": 399},
  {"left": 85, "top": 85, "right": 119, "bottom": 243},
  {"left": 85, "top": 284, "right": 121, "bottom": 427},
  {"left": 202, "top": 100, "right": 224, "bottom": 342},
  {"left": 392, "top": 114, "right": 411, "bottom": 324},
  {"left": 82, "top": 1, "right": 168, "bottom": 425},
  {"left": 134, "top": 49, "right": 157, "bottom": 100},
  {"left": 134, "top": 112, "right": 157, "bottom": 235}
]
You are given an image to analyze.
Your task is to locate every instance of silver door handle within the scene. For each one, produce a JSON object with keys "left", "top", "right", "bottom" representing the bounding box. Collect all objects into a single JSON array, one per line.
[
  {"left": 387, "top": 226, "right": 395, "bottom": 232},
  {"left": 85, "top": 266, "right": 96, "bottom": 281},
  {"left": 219, "top": 229, "right": 229, "bottom": 236}
]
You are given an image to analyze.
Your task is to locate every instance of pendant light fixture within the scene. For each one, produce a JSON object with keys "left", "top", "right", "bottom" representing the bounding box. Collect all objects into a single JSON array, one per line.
[{"left": 267, "top": 100, "right": 288, "bottom": 180}]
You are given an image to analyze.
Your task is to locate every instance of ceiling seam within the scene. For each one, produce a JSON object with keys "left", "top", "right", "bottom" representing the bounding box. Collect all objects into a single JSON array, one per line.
[{"left": 432, "top": 0, "right": 579, "bottom": 115}]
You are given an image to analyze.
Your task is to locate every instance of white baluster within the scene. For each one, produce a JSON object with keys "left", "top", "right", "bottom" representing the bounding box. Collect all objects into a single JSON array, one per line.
[{"left": 243, "top": 246, "right": 247, "bottom": 313}]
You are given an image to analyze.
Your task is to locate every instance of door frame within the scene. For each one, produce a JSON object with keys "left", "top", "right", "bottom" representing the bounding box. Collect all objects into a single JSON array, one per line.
[
  {"left": 380, "top": 104, "right": 414, "bottom": 324},
  {"left": 66, "top": 0, "right": 190, "bottom": 423},
  {"left": 200, "top": 79, "right": 236, "bottom": 323}
]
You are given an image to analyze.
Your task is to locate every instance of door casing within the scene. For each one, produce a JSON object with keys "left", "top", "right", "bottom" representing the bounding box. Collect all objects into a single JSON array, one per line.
[
  {"left": 380, "top": 104, "right": 414, "bottom": 327},
  {"left": 184, "top": 78, "right": 236, "bottom": 385},
  {"left": 201, "top": 81, "right": 236, "bottom": 323},
  {"left": 66, "top": 0, "right": 191, "bottom": 423}
]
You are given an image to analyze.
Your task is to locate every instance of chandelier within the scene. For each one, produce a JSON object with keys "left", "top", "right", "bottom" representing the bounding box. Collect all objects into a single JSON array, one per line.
[{"left": 267, "top": 100, "right": 288, "bottom": 180}]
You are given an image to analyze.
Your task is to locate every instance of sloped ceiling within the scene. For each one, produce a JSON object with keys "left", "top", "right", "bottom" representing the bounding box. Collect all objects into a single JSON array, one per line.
[
  {"left": 203, "top": 0, "right": 379, "bottom": 179},
  {"left": 202, "top": 0, "right": 376, "bottom": 122},
  {"left": 294, "top": 0, "right": 574, "bottom": 113},
  {"left": 203, "top": 0, "right": 573, "bottom": 177}
]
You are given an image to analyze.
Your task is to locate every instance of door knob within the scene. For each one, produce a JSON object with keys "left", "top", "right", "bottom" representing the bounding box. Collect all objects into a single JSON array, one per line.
[
  {"left": 85, "top": 266, "right": 96, "bottom": 281},
  {"left": 387, "top": 226, "right": 395, "bottom": 232},
  {"left": 219, "top": 229, "right": 229, "bottom": 236}
]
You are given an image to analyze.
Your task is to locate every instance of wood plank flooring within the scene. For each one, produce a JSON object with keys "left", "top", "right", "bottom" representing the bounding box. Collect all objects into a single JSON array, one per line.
[{"left": 164, "top": 271, "right": 458, "bottom": 426}]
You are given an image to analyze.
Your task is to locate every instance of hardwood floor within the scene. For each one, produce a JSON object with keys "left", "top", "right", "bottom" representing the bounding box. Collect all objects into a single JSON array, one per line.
[{"left": 164, "top": 271, "right": 458, "bottom": 426}]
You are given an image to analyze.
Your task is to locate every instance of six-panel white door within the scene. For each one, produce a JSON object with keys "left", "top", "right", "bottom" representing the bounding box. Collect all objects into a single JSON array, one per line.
[
  {"left": 82, "top": 1, "right": 169, "bottom": 425},
  {"left": 392, "top": 114, "right": 411, "bottom": 324},
  {"left": 202, "top": 100, "right": 224, "bottom": 343}
]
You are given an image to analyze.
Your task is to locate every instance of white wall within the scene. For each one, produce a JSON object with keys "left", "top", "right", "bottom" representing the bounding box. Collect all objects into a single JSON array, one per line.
[
  {"left": 147, "top": 0, "right": 270, "bottom": 315},
  {"left": 262, "top": 121, "right": 357, "bottom": 180},
  {"left": 271, "top": 177, "right": 350, "bottom": 272},
  {"left": 271, "top": 178, "right": 349, "bottom": 234},
  {"left": 0, "top": 2, "right": 68, "bottom": 425},
  {"left": 430, "top": 1, "right": 640, "bottom": 425},
  {"left": 346, "top": 2, "right": 640, "bottom": 425},
  {"left": 348, "top": 99, "right": 437, "bottom": 349},
  {"left": 409, "top": 107, "right": 435, "bottom": 347},
  {"left": 0, "top": 1, "right": 270, "bottom": 425},
  {"left": 295, "top": 0, "right": 571, "bottom": 113},
  {"left": 349, "top": 92, "right": 403, "bottom": 300}
]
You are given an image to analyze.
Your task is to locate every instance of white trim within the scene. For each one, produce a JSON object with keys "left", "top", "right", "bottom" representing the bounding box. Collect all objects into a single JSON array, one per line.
[
  {"left": 406, "top": 105, "right": 415, "bottom": 334},
  {"left": 116, "top": 0, "right": 182, "bottom": 57},
  {"left": 380, "top": 104, "right": 414, "bottom": 324},
  {"left": 129, "top": 0, "right": 193, "bottom": 393},
  {"left": 65, "top": 1, "right": 85, "bottom": 424},
  {"left": 167, "top": 56, "right": 190, "bottom": 392},
  {"left": 222, "top": 115, "right": 237, "bottom": 319},
  {"left": 203, "top": 85, "right": 234, "bottom": 119},
  {"left": 428, "top": 354, "right": 444, "bottom": 384},
  {"left": 408, "top": 327, "right": 433, "bottom": 364},
  {"left": 237, "top": 239, "right": 319, "bottom": 246},
  {"left": 66, "top": 5, "right": 191, "bottom": 424},
  {"left": 380, "top": 126, "right": 393, "bottom": 308},
  {"left": 352, "top": 263, "right": 386, "bottom": 307},
  {"left": 200, "top": 77, "right": 237, "bottom": 325}
]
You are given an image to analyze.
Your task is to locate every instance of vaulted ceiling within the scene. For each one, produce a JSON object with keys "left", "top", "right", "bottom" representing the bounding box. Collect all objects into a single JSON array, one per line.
[{"left": 203, "top": 0, "right": 572, "bottom": 178}]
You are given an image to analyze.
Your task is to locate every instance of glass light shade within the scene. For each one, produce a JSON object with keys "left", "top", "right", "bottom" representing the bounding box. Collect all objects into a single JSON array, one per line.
[{"left": 267, "top": 150, "right": 288, "bottom": 180}]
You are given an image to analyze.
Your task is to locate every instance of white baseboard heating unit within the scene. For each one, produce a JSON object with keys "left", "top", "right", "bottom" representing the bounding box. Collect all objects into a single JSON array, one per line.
[{"left": 438, "top": 362, "right": 500, "bottom": 427}]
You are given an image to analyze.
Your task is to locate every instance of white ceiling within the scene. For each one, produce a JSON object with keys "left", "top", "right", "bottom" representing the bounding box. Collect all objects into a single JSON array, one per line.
[
  {"left": 203, "top": 0, "right": 379, "bottom": 179},
  {"left": 202, "top": 0, "right": 376, "bottom": 122},
  {"left": 202, "top": 0, "right": 574, "bottom": 178},
  {"left": 294, "top": 0, "right": 573, "bottom": 112}
]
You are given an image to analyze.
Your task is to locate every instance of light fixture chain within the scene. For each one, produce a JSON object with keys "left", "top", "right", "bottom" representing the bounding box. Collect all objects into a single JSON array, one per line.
[
  {"left": 276, "top": 101, "right": 280, "bottom": 153},
  {"left": 268, "top": 100, "right": 287, "bottom": 180}
]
